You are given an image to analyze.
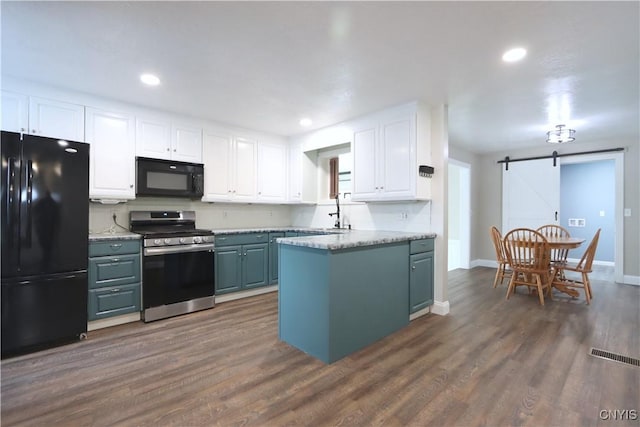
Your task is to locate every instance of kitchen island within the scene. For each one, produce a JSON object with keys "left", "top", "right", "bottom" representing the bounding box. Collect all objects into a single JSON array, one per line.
[{"left": 278, "top": 230, "right": 435, "bottom": 364}]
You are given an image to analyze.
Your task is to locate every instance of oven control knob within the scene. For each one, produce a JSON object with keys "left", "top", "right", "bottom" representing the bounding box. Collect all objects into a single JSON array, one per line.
[
  {"left": 154, "top": 239, "right": 161, "bottom": 245},
  {"left": 164, "top": 238, "right": 172, "bottom": 245},
  {"left": 193, "top": 236, "right": 202, "bottom": 244},
  {"left": 179, "top": 237, "right": 186, "bottom": 244}
]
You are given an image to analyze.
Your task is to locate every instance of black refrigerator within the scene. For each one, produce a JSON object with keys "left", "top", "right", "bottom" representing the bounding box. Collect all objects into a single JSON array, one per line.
[{"left": 1, "top": 130, "right": 89, "bottom": 357}]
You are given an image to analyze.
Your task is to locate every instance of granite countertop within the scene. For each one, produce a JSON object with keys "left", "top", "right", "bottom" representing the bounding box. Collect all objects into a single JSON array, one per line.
[
  {"left": 277, "top": 230, "right": 436, "bottom": 251},
  {"left": 89, "top": 231, "right": 141, "bottom": 241},
  {"left": 210, "top": 227, "right": 347, "bottom": 235}
]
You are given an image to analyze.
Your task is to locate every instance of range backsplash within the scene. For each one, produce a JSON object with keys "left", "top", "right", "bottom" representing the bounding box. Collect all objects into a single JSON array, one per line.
[{"left": 89, "top": 198, "right": 293, "bottom": 234}]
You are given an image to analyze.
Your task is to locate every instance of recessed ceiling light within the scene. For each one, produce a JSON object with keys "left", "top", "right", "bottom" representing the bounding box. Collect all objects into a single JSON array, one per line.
[
  {"left": 299, "top": 118, "right": 313, "bottom": 127},
  {"left": 140, "top": 73, "right": 161, "bottom": 86},
  {"left": 502, "top": 47, "right": 527, "bottom": 63}
]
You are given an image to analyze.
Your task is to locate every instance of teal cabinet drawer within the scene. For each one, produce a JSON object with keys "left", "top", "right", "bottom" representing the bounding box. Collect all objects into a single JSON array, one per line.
[
  {"left": 410, "top": 238, "right": 434, "bottom": 254},
  {"left": 88, "top": 283, "right": 141, "bottom": 321},
  {"left": 89, "top": 254, "right": 141, "bottom": 289},
  {"left": 215, "top": 233, "right": 269, "bottom": 247},
  {"left": 89, "top": 240, "right": 140, "bottom": 257}
]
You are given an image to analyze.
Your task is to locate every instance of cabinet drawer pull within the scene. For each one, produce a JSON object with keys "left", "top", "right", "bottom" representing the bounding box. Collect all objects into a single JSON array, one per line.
[
  {"left": 244, "top": 253, "right": 247, "bottom": 256},
  {"left": 238, "top": 253, "right": 242, "bottom": 257},
  {"left": 412, "top": 266, "right": 416, "bottom": 271},
  {"left": 218, "top": 237, "right": 226, "bottom": 241},
  {"left": 110, "top": 243, "right": 122, "bottom": 249},
  {"left": 255, "top": 235, "right": 263, "bottom": 238},
  {"left": 111, "top": 288, "right": 120, "bottom": 292},
  {"left": 112, "top": 258, "right": 120, "bottom": 262}
]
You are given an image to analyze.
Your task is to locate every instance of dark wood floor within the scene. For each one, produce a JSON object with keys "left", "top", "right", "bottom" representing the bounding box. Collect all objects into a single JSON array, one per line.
[{"left": 2, "top": 267, "right": 639, "bottom": 426}]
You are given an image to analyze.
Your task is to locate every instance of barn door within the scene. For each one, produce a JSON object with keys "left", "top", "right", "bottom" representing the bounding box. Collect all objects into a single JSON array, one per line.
[{"left": 502, "top": 159, "right": 560, "bottom": 233}]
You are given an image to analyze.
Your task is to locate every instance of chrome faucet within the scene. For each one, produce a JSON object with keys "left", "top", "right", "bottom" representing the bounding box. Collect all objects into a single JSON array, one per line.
[{"left": 328, "top": 193, "right": 341, "bottom": 228}]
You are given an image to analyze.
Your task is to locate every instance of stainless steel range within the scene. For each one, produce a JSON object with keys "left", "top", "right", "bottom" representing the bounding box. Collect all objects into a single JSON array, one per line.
[{"left": 130, "top": 211, "right": 215, "bottom": 322}]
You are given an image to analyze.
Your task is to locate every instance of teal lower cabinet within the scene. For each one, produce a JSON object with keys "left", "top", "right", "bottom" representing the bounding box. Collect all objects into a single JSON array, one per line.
[
  {"left": 409, "top": 238, "right": 434, "bottom": 314},
  {"left": 215, "top": 246, "right": 243, "bottom": 293},
  {"left": 88, "top": 283, "right": 141, "bottom": 320},
  {"left": 88, "top": 239, "right": 141, "bottom": 321},
  {"left": 279, "top": 242, "right": 410, "bottom": 364},
  {"left": 215, "top": 233, "right": 269, "bottom": 295},
  {"left": 269, "top": 232, "right": 285, "bottom": 284}
]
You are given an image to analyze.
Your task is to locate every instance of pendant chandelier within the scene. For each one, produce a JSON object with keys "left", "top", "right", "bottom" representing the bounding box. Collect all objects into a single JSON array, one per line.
[{"left": 546, "top": 124, "right": 575, "bottom": 143}]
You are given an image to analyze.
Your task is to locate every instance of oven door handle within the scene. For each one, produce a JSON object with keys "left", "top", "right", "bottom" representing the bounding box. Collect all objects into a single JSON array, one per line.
[{"left": 144, "top": 244, "right": 215, "bottom": 256}]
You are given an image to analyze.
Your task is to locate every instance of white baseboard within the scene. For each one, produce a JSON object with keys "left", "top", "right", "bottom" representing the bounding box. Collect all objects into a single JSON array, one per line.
[
  {"left": 623, "top": 275, "right": 640, "bottom": 286},
  {"left": 566, "top": 258, "right": 615, "bottom": 267},
  {"left": 471, "top": 259, "right": 496, "bottom": 268},
  {"left": 215, "top": 285, "right": 278, "bottom": 303},
  {"left": 431, "top": 300, "right": 450, "bottom": 316},
  {"left": 409, "top": 306, "right": 430, "bottom": 321},
  {"left": 88, "top": 312, "right": 141, "bottom": 331}
]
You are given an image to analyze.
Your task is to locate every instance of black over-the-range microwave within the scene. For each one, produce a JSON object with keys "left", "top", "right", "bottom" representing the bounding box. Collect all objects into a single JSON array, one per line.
[{"left": 136, "top": 157, "right": 204, "bottom": 198}]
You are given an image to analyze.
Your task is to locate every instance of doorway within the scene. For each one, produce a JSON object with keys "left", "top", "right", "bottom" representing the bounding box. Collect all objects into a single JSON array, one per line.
[{"left": 448, "top": 160, "right": 471, "bottom": 270}]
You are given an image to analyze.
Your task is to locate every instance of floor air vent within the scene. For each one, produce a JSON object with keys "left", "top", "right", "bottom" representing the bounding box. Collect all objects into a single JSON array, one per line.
[{"left": 589, "top": 347, "right": 640, "bottom": 368}]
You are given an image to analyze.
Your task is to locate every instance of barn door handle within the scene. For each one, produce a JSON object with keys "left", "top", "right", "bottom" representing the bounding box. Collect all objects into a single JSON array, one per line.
[{"left": 555, "top": 211, "right": 558, "bottom": 221}]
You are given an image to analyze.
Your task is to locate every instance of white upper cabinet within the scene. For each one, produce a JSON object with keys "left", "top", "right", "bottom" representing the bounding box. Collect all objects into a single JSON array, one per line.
[
  {"left": 1, "top": 90, "right": 28, "bottom": 133},
  {"left": 352, "top": 120, "right": 379, "bottom": 200},
  {"left": 288, "top": 143, "right": 303, "bottom": 202},
  {"left": 135, "top": 117, "right": 172, "bottom": 159},
  {"left": 171, "top": 123, "right": 203, "bottom": 163},
  {"left": 352, "top": 103, "right": 429, "bottom": 202},
  {"left": 202, "top": 131, "right": 257, "bottom": 202},
  {"left": 257, "top": 142, "right": 287, "bottom": 202},
  {"left": 85, "top": 107, "right": 136, "bottom": 201},
  {"left": 202, "top": 130, "right": 233, "bottom": 201},
  {"left": 232, "top": 136, "right": 258, "bottom": 201},
  {"left": 136, "top": 116, "right": 202, "bottom": 163},
  {"left": 1, "top": 92, "right": 84, "bottom": 141},
  {"left": 28, "top": 96, "right": 85, "bottom": 141}
]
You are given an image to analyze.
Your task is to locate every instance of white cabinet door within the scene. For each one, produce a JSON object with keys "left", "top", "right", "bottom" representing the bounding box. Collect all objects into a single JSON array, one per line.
[
  {"left": 352, "top": 111, "right": 417, "bottom": 202},
  {"left": 171, "top": 124, "right": 202, "bottom": 163},
  {"left": 29, "top": 96, "right": 84, "bottom": 141},
  {"left": 136, "top": 117, "right": 171, "bottom": 160},
  {"left": 288, "top": 143, "right": 303, "bottom": 201},
  {"left": 86, "top": 108, "right": 135, "bottom": 200},
  {"left": 351, "top": 124, "right": 379, "bottom": 200},
  {"left": 1, "top": 90, "right": 28, "bottom": 133},
  {"left": 202, "top": 131, "right": 233, "bottom": 201},
  {"left": 233, "top": 136, "right": 257, "bottom": 201},
  {"left": 379, "top": 115, "right": 415, "bottom": 200},
  {"left": 257, "top": 143, "right": 286, "bottom": 202}
]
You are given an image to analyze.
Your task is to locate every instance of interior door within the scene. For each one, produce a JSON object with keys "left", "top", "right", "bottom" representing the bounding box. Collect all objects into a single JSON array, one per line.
[{"left": 502, "top": 159, "right": 560, "bottom": 232}]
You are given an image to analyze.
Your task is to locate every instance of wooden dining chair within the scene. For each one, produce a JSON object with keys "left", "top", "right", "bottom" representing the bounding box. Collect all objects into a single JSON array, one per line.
[
  {"left": 537, "top": 224, "right": 571, "bottom": 271},
  {"left": 503, "top": 228, "right": 553, "bottom": 306},
  {"left": 489, "top": 226, "right": 512, "bottom": 288},
  {"left": 552, "top": 229, "right": 601, "bottom": 304}
]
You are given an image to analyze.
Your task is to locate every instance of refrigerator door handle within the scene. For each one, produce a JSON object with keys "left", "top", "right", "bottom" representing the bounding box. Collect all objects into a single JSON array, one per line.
[
  {"left": 25, "top": 160, "right": 33, "bottom": 248},
  {"left": 5, "top": 158, "right": 16, "bottom": 239}
]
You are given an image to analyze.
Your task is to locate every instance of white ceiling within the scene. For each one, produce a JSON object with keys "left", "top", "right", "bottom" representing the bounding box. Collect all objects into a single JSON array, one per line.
[{"left": 2, "top": 1, "right": 638, "bottom": 154}]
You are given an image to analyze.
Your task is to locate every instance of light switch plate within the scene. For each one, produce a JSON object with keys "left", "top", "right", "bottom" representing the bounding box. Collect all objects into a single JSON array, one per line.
[{"left": 624, "top": 208, "right": 632, "bottom": 217}]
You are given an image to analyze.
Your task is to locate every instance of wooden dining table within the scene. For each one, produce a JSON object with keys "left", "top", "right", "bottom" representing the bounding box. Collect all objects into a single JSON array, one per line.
[{"left": 546, "top": 236, "right": 586, "bottom": 297}]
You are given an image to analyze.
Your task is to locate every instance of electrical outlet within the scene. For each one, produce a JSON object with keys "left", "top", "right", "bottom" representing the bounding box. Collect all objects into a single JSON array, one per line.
[{"left": 399, "top": 212, "right": 409, "bottom": 220}]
